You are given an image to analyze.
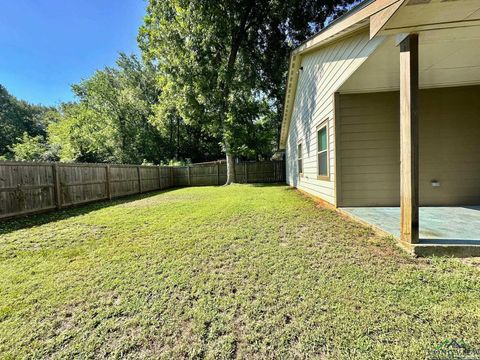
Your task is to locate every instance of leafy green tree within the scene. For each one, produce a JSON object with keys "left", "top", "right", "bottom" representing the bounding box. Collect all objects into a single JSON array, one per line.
[
  {"left": 48, "top": 102, "right": 116, "bottom": 162},
  {"left": 9, "top": 132, "right": 59, "bottom": 162},
  {"left": 139, "top": 0, "right": 354, "bottom": 183},
  {"left": 50, "top": 53, "right": 226, "bottom": 165},
  {"left": 49, "top": 54, "right": 172, "bottom": 164},
  {"left": 0, "top": 84, "right": 51, "bottom": 158},
  {"left": 71, "top": 53, "right": 165, "bottom": 163}
]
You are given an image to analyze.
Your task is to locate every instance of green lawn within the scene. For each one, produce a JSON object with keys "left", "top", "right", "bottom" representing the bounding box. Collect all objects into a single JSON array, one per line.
[{"left": 1, "top": 185, "right": 479, "bottom": 359}]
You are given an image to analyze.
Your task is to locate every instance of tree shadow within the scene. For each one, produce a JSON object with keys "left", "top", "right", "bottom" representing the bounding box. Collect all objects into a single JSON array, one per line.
[
  {"left": 0, "top": 188, "right": 182, "bottom": 236},
  {"left": 246, "top": 182, "right": 287, "bottom": 188}
]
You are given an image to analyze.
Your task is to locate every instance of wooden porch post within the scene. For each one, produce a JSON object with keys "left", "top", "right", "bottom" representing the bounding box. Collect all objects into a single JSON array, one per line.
[{"left": 399, "top": 34, "right": 419, "bottom": 244}]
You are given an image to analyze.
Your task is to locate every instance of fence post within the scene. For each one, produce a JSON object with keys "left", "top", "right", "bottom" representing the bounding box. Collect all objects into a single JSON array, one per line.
[
  {"left": 137, "top": 166, "right": 142, "bottom": 193},
  {"left": 244, "top": 162, "right": 248, "bottom": 183},
  {"left": 52, "top": 163, "right": 62, "bottom": 209},
  {"left": 170, "top": 166, "right": 174, "bottom": 188},
  {"left": 217, "top": 162, "right": 220, "bottom": 185},
  {"left": 105, "top": 164, "right": 112, "bottom": 200},
  {"left": 157, "top": 165, "right": 162, "bottom": 190},
  {"left": 188, "top": 166, "right": 191, "bottom": 186}
]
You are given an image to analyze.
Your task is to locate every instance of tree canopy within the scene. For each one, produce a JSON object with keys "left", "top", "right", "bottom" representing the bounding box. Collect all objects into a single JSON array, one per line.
[
  {"left": 139, "top": 0, "right": 354, "bottom": 181},
  {"left": 48, "top": 54, "right": 167, "bottom": 164},
  {"left": 2, "top": 0, "right": 354, "bottom": 169},
  {"left": 0, "top": 85, "right": 52, "bottom": 158}
]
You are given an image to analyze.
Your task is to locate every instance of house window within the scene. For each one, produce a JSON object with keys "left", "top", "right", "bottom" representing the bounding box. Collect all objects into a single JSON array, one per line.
[
  {"left": 317, "top": 122, "right": 329, "bottom": 179},
  {"left": 297, "top": 143, "right": 303, "bottom": 176}
]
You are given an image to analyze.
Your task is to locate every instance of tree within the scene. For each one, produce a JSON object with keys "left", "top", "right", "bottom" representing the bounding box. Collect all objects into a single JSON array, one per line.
[
  {"left": 0, "top": 84, "right": 51, "bottom": 158},
  {"left": 70, "top": 53, "right": 166, "bottom": 163},
  {"left": 48, "top": 102, "right": 117, "bottom": 162},
  {"left": 9, "top": 52, "right": 225, "bottom": 165},
  {"left": 139, "top": 0, "right": 354, "bottom": 183},
  {"left": 9, "top": 132, "right": 59, "bottom": 162},
  {"left": 49, "top": 54, "right": 171, "bottom": 164}
]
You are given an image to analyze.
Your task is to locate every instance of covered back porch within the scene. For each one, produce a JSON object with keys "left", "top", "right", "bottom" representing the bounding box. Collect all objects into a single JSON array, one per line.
[
  {"left": 336, "top": 14, "right": 480, "bottom": 256},
  {"left": 342, "top": 207, "right": 480, "bottom": 256}
]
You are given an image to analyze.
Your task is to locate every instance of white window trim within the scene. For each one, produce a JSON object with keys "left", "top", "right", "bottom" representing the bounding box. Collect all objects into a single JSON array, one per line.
[
  {"left": 317, "top": 120, "right": 329, "bottom": 181},
  {"left": 297, "top": 141, "right": 303, "bottom": 177}
]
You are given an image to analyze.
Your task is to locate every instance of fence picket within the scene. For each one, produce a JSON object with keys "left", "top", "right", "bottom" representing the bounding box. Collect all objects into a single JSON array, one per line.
[
  {"left": 53, "top": 163, "right": 61, "bottom": 209},
  {"left": 106, "top": 165, "right": 111, "bottom": 200},
  {"left": 0, "top": 160, "right": 284, "bottom": 220}
]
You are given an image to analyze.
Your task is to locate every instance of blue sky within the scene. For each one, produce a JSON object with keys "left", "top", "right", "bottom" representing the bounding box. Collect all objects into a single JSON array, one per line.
[{"left": 0, "top": 0, "right": 146, "bottom": 106}]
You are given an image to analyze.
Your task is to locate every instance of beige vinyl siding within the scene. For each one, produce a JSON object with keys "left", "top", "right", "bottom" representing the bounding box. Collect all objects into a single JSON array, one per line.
[
  {"left": 338, "top": 85, "right": 480, "bottom": 206},
  {"left": 286, "top": 30, "right": 385, "bottom": 205},
  {"left": 338, "top": 91, "right": 399, "bottom": 206}
]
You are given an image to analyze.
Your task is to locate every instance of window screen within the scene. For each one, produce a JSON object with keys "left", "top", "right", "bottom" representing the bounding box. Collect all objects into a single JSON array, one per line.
[
  {"left": 318, "top": 126, "right": 328, "bottom": 177},
  {"left": 297, "top": 143, "right": 303, "bottom": 175}
]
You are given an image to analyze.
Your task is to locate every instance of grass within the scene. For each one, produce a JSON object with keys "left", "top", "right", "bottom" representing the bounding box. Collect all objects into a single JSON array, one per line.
[{"left": 1, "top": 185, "right": 479, "bottom": 359}]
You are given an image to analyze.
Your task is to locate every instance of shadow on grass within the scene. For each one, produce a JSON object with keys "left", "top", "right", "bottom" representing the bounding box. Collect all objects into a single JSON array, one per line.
[
  {"left": 246, "top": 182, "right": 288, "bottom": 188},
  {"left": 0, "top": 183, "right": 289, "bottom": 236},
  {"left": 0, "top": 188, "right": 182, "bottom": 236}
]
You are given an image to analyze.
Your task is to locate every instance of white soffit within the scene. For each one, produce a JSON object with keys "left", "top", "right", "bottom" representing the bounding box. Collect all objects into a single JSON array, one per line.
[
  {"left": 340, "top": 26, "right": 480, "bottom": 93},
  {"left": 380, "top": 0, "right": 480, "bottom": 34}
]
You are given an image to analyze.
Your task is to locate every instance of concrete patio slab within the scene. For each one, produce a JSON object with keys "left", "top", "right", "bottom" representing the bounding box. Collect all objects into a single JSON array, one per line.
[{"left": 341, "top": 206, "right": 480, "bottom": 257}]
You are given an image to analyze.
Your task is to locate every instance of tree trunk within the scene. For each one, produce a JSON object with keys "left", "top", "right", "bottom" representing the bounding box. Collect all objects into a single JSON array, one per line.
[
  {"left": 176, "top": 116, "right": 180, "bottom": 161},
  {"left": 220, "top": 3, "right": 254, "bottom": 184},
  {"left": 225, "top": 143, "right": 236, "bottom": 185},
  {"left": 169, "top": 117, "right": 174, "bottom": 160}
]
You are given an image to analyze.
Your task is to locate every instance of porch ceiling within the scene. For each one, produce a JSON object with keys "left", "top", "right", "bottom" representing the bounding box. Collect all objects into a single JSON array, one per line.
[
  {"left": 339, "top": 26, "right": 480, "bottom": 93},
  {"left": 380, "top": 0, "right": 480, "bottom": 35}
]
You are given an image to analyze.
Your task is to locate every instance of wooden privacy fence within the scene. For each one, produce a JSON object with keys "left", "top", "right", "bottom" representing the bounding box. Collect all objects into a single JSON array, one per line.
[{"left": 0, "top": 160, "right": 285, "bottom": 220}]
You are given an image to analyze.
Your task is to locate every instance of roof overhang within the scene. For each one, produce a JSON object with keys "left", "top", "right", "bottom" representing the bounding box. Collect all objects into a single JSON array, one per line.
[
  {"left": 279, "top": 0, "right": 407, "bottom": 149},
  {"left": 340, "top": 25, "right": 480, "bottom": 94},
  {"left": 279, "top": 0, "right": 480, "bottom": 149}
]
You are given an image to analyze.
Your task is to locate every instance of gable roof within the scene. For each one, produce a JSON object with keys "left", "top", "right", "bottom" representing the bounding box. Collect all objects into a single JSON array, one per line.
[{"left": 279, "top": 0, "right": 406, "bottom": 149}]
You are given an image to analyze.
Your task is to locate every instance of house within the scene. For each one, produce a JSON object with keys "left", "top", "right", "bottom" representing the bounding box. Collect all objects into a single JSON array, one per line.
[{"left": 280, "top": 0, "right": 480, "bottom": 256}]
